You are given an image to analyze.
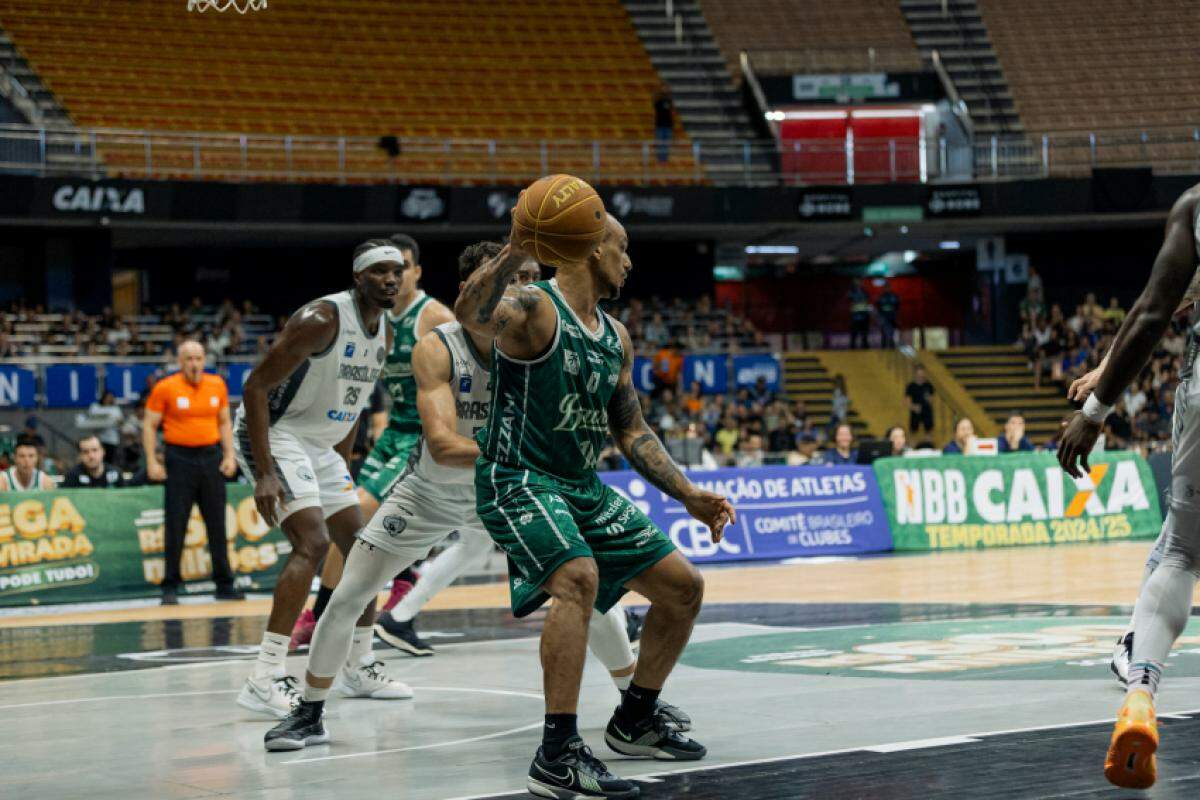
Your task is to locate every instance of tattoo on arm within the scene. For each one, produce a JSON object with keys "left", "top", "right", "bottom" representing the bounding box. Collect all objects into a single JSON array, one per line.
[
  {"left": 608, "top": 381, "right": 690, "bottom": 500},
  {"left": 627, "top": 433, "right": 691, "bottom": 501},
  {"left": 460, "top": 250, "right": 530, "bottom": 326}
]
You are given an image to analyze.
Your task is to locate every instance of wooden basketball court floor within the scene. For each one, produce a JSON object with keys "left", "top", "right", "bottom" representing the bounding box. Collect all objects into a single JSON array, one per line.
[{"left": 8, "top": 541, "right": 1200, "bottom": 799}]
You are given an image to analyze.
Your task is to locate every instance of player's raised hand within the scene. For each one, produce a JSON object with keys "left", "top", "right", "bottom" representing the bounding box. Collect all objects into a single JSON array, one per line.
[
  {"left": 1057, "top": 411, "right": 1102, "bottom": 479},
  {"left": 683, "top": 489, "right": 737, "bottom": 543}
]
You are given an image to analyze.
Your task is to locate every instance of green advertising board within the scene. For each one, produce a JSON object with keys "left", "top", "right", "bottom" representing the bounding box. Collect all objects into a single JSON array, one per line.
[
  {"left": 873, "top": 451, "right": 1162, "bottom": 551},
  {"left": 0, "top": 484, "right": 289, "bottom": 607}
]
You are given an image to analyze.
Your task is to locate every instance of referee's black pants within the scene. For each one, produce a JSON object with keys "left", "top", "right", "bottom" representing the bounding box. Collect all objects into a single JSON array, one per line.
[{"left": 163, "top": 443, "right": 235, "bottom": 592}]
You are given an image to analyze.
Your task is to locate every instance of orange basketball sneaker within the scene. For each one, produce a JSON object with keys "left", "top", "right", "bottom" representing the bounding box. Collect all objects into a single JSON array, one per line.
[{"left": 1104, "top": 690, "right": 1158, "bottom": 789}]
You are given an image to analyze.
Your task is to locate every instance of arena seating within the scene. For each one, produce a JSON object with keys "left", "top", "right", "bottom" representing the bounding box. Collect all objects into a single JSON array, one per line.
[
  {"left": 698, "top": 0, "right": 922, "bottom": 77},
  {"left": 0, "top": 0, "right": 694, "bottom": 183},
  {"left": 979, "top": 0, "right": 1200, "bottom": 169}
]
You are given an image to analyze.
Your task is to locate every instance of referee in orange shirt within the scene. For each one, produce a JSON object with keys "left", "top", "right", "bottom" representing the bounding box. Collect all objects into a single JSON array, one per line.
[{"left": 143, "top": 340, "right": 244, "bottom": 605}]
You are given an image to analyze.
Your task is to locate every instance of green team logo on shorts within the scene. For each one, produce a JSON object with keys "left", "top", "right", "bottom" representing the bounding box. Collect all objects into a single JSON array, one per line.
[{"left": 680, "top": 616, "right": 1200, "bottom": 681}]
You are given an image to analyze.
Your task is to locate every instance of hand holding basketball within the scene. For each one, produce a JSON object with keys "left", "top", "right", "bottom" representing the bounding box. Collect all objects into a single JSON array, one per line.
[{"left": 510, "top": 174, "right": 607, "bottom": 268}]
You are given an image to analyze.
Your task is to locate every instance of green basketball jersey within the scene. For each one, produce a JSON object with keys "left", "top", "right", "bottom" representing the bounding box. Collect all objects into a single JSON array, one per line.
[
  {"left": 383, "top": 292, "right": 432, "bottom": 432},
  {"left": 480, "top": 278, "right": 624, "bottom": 483}
]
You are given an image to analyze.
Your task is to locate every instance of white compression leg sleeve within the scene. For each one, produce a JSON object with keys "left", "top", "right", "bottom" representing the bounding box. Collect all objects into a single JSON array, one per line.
[
  {"left": 1127, "top": 530, "right": 1167, "bottom": 632},
  {"left": 587, "top": 604, "right": 636, "bottom": 673},
  {"left": 388, "top": 530, "right": 494, "bottom": 623},
  {"left": 307, "top": 540, "right": 414, "bottom": 680}
]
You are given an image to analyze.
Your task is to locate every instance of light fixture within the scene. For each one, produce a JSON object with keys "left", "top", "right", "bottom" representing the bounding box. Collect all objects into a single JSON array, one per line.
[
  {"left": 745, "top": 245, "right": 800, "bottom": 254},
  {"left": 939, "top": 240, "right": 961, "bottom": 250}
]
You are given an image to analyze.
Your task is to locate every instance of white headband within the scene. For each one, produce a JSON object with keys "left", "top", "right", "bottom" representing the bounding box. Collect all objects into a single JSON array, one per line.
[{"left": 353, "top": 245, "right": 404, "bottom": 273}]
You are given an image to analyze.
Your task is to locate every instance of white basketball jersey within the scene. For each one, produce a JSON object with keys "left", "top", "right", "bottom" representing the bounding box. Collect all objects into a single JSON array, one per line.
[
  {"left": 236, "top": 290, "right": 387, "bottom": 448},
  {"left": 411, "top": 322, "right": 492, "bottom": 486},
  {"left": 4, "top": 468, "right": 43, "bottom": 492}
]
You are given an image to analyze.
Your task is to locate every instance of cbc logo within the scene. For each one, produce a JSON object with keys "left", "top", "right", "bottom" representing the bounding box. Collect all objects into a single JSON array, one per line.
[{"left": 612, "top": 478, "right": 740, "bottom": 558}]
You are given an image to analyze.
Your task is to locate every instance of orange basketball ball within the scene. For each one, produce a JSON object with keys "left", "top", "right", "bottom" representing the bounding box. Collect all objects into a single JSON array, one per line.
[{"left": 511, "top": 174, "right": 607, "bottom": 268}]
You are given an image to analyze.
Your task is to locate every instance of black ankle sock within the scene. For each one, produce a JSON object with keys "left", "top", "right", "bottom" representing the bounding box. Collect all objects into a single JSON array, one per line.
[
  {"left": 542, "top": 713, "right": 578, "bottom": 758},
  {"left": 396, "top": 566, "right": 417, "bottom": 583},
  {"left": 312, "top": 584, "right": 334, "bottom": 621},
  {"left": 617, "top": 682, "right": 660, "bottom": 723},
  {"left": 301, "top": 698, "right": 324, "bottom": 715}
]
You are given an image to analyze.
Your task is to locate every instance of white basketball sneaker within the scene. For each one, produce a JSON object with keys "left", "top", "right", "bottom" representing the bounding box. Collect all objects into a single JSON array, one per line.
[
  {"left": 237, "top": 673, "right": 302, "bottom": 718},
  {"left": 1111, "top": 632, "right": 1133, "bottom": 688},
  {"left": 334, "top": 660, "right": 413, "bottom": 700}
]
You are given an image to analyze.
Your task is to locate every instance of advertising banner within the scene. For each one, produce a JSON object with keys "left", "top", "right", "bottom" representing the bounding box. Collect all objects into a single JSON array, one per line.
[
  {"left": 873, "top": 452, "right": 1162, "bottom": 551},
  {"left": 601, "top": 465, "right": 892, "bottom": 564},
  {"left": 0, "top": 484, "right": 289, "bottom": 607},
  {"left": 732, "top": 354, "right": 781, "bottom": 391}
]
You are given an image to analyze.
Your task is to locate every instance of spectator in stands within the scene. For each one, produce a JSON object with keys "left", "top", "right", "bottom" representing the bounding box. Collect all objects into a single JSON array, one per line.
[
  {"left": 653, "top": 85, "right": 674, "bottom": 163},
  {"left": 749, "top": 375, "right": 774, "bottom": 406},
  {"left": 764, "top": 399, "right": 794, "bottom": 453},
  {"left": 791, "top": 398, "right": 810, "bottom": 430},
  {"left": 849, "top": 281, "right": 872, "bottom": 349},
  {"left": 1019, "top": 285, "right": 1046, "bottom": 324},
  {"left": 651, "top": 339, "right": 683, "bottom": 394},
  {"left": 905, "top": 366, "right": 934, "bottom": 434},
  {"left": 735, "top": 433, "right": 766, "bottom": 468},
  {"left": 0, "top": 328, "right": 22, "bottom": 357},
  {"left": 823, "top": 423, "right": 858, "bottom": 465},
  {"left": 787, "top": 432, "right": 821, "bottom": 466},
  {"left": 76, "top": 390, "right": 124, "bottom": 461},
  {"left": 830, "top": 374, "right": 850, "bottom": 430},
  {"left": 62, "top": 435, "right": 126, "bottom": 488},
  {"left": 683, "top": 382, "right": 705, "bottom": 417},
  {"left": 19, "top": 417, "right": 46, "bottom": 453},
  {"left": 714, "top": 416, "right": 739, "bottom": 462},
  {"left": 1103, "top": 296, "right": 1126, "bottom": 326},
  {"left": 1105, "top": 398, "right": 1134, "bottom": 448},
  {"left": 997, "top": 413, "right": 1034, "bottom": 453},
  {"left": 668, "top": 422, "right": 718, "bottom": 470},
  {"left": 887, "top": 425, "right": 910, "bottom": 457},
  {"left": 943, "top": 417, "right": 976, "bottom": 455},
  {"left": 0, "top": 437, "right": 56, "bottom": 491},
  {"left": 876, "top": 281, "right": 901, "bottom": 348},
  {"left": 644, "top": 313, "right": 668, "bottom": 348}
]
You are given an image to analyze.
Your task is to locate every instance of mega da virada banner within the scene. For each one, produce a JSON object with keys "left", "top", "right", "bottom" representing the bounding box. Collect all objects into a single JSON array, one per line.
[
  {"left": 600, "top": 465, "right": 893, "bottom": 563},
  {"left": 873, "top": 451, "right": 1163, "bottom": 551},
  {"left": 0, "top": 484, "right": 288, "bottom": 607}
]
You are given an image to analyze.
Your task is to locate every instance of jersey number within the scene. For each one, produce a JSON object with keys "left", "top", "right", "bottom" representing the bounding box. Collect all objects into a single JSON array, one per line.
[{"left": 344, "top": 386, "right": 361, "bottom": 407}]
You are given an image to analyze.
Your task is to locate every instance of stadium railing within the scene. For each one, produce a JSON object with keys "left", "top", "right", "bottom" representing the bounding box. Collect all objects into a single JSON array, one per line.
[{"left": 6, "top": 122, "right": 1200, "bottom": 186}]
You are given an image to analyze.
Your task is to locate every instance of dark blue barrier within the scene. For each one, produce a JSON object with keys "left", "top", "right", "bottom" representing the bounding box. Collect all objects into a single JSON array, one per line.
[{"left": 600, "top": 464, "right": 892, "bottom": 564}]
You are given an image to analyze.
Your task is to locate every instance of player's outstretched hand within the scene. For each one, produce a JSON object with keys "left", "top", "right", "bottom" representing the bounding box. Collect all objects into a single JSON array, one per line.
[
  {"left": 683, "top": 489, "right": 737, "bottom": 543},
  {"left": 254, "top": 472, "right": 287, "bottom": 528},
  {"left": 1067, "top": 366, "right": 1102, "bottom": 403},
  {"left": 1057, "top": 411, "right": 1101, "bottom": 479}
]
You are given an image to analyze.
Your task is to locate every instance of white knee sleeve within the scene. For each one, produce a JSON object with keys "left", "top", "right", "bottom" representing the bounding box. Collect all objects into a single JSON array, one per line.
[
  {"left": 390, "top": 530, "right": 493, "bottom": 622},
  {"left": 587, "top": 604, "right": 636, "bottom": 672},
  {"left": 307, "top": 540, "right": 412, "bottom": 678}
]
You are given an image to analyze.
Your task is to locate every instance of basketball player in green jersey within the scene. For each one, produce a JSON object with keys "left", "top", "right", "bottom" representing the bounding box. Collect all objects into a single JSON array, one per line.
[
  {"left": 294, "top": 234, "right": 454, "bottom": 645},
  {"left": 457, "top": 214, "right": 735, "bottom": 800}
]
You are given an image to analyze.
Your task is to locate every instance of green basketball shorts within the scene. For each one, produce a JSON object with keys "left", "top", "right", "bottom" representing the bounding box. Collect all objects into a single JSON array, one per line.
[
  {"left": 475, "top": 459, "right": 676, "bottom": 617},
  {"left": 356, "top": 428, "right": 421, "bottom": 501}
]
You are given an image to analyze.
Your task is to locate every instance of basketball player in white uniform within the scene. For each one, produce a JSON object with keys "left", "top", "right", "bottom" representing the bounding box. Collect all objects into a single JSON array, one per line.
[
  {"left": 1059, "top": 184, "right": 1200, "bottom": 789},
  {"left": 0, "top": 439, "right": 55, "bottom": 491},
  {"left": 264, "top": 241, "right": 690, "bottom": 750},
  {"left": 234, "top": 239, "right": 412, "bottom": 717}
]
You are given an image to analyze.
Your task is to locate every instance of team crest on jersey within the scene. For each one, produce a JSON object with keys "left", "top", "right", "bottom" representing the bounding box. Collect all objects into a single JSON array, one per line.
[
  {"left": 586, "top": 372, "right": 601, "bottom": 393},
  {"left": 376, "top": 346, "right": 386, "bottom": 364},
  {"left": 564, "top": 351, "right": 580, "bottom": 375},
  {"left": 607, "top": 372, "right": 619, "bottom": 386},
  {"left": 519, "top": 512, "right": 533, "bottom": 525},
  {"left": 586, "top": 350, "right": 603, "bottom": 365},
  {"left": 382, "top": 515, "right": 408, "bottom": 536},
  {"left": 344, "top": 342, "right": 356, "bottom": 358},
  {"left": 297, "top": 467, "right": 315, "bottom": 482},
  {"left": 459, "top": 375, "right": 473, "bottom": 393}
]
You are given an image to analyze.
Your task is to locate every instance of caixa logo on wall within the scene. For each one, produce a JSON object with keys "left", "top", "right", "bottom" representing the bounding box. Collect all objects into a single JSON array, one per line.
[
  {"left": 398, "top": 187, "right": 448, "bottom": 221},
  {"left": 51, "top": 183, "right": 146, "bottom": 214}
]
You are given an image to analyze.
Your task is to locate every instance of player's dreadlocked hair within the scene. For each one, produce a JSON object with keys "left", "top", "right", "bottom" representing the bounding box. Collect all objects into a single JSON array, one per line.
[{"left": 457, "top": 240, "right": 504, "bottom": 281}]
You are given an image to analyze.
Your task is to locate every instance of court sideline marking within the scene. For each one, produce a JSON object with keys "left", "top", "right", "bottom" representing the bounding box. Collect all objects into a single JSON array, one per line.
[{"left": 440, "top": 705, "right": 1200, "bottom": 800}]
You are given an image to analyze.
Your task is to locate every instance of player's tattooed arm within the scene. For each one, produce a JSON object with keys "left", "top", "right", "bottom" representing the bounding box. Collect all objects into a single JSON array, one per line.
[
  {"left": 454, "top": 243, "right": 540, "bottom": 336},
  {"left": 607, "top": 320, "right": 736, "bottom": 539}
]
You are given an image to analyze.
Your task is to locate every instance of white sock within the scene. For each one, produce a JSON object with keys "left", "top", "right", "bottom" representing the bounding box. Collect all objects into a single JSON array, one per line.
[
  {"left": 304, "top": 682, "right": 331, "bottom": 703},
  {"left": 254, "top": 631, "right": 289, "bottom": 679},
  {"left": 348, "top": 626, "right": 373, "bottom": 668},
  {"left": 612, "top": 672, "right": 634, "bottom": 692}
]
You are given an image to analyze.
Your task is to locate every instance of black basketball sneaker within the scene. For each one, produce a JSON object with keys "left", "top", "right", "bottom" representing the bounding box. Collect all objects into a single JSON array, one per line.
[
  {"left": 605, "top": 710, "right": 707, "bottom": 761},
  {"left": 1111, "top": 631, "right": 1133, "bottom": 687},
  {"left": 527, "top": 736, "right": 640, "bottom": 799},
  {"left": 374, "top": 614, "right": 435, "bottom": 657},
  {"left": 264, "top": 700, "right": 330, "bottom": 751},
  {"left": 654, "top": 698, "right": 692, "bottom": 732},
  {"left": 624, "top": 607, "right": 645, "bottom": 643}
]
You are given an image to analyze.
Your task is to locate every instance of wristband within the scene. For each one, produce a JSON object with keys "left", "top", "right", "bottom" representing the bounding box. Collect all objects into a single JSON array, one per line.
[{"left": 1081, "top": 394, "right": 1113, "bottom": 424}]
